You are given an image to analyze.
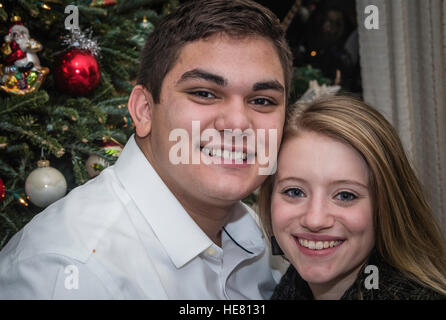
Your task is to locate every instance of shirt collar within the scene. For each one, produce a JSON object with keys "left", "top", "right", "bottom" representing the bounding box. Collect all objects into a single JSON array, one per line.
[
  {"left": 223, "top": 203, "right": 266, "bottom": 254},
  {"left": 113, "top": 135, "right": 266, "bottom": 268},
  {"left": 113, "top": 135, "right": 213, "bottom": 268}
]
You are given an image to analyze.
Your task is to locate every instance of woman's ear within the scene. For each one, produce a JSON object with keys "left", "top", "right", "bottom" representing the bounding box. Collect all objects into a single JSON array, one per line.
[{"left": 128, "top": 85, "right": 154, "bottom": 138}]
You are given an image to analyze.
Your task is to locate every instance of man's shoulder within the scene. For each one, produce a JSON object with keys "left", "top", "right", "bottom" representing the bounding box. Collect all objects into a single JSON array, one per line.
[{"left": 0, "top": 167, "right": 130, "bottom": 265}]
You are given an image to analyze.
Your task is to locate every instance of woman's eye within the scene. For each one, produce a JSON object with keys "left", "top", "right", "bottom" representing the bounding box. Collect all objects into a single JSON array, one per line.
[
  {"left": 335, "top": 191, "right": 357, "bottom": 202},
  {"left": 250, "top": 98, "right": 275, "bottom": 106},
  {"left": 189, "top": 91, "right": 215, "bottom": 99},
  {"left": 283, "top": 188, "right": 305, "bottom": 198}
]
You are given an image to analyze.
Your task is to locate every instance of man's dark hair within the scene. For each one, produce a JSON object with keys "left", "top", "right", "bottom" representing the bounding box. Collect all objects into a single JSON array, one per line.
[{"left": 136, "top": 0, "right": 293, "bottom": 104}]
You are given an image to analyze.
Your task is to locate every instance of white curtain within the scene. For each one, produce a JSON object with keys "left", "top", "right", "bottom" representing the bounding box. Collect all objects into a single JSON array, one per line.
[{"left": 356, "top": 0, "right": 446, "bottom": 233}]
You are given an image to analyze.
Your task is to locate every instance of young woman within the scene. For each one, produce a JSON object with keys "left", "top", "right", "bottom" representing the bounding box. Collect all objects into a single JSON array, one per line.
[{"left": 259, "top": 96, "right": 446, "bottom": 299}]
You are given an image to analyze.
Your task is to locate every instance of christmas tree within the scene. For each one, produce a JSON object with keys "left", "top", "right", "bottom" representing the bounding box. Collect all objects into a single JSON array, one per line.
[
  {"left": 0, "top": 0, "right": 335, "bottom": 249},
  {"left": 0, "top": 0, "right": 178, "bottom": 249}
]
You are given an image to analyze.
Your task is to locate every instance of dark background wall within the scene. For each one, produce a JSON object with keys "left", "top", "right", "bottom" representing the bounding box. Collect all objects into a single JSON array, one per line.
[{"left": 178, "top": 0, "right": 362, "bottom": 94}]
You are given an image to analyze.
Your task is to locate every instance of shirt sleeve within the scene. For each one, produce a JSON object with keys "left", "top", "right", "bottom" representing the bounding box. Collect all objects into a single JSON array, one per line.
[{"left": 0, "top": 253, "right": 113, "bottom": 299}]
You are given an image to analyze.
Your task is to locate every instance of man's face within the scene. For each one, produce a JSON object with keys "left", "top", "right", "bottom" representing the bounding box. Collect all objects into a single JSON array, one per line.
[{"left": 145, "top": 34, "right": 286, "bottom": 207}]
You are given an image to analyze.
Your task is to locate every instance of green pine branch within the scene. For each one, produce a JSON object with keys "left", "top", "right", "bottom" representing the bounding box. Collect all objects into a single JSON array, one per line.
[
  {"left": 0, "top": 122, "right": 65, "bottom": 158},
  {"left": 0, "top": 91, "right": 49, "bottom": 116}
]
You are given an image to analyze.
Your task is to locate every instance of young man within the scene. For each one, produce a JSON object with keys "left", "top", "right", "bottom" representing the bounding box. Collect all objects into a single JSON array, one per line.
[{"left": 0, "top": 0, "right": 293, "bottom": 299}]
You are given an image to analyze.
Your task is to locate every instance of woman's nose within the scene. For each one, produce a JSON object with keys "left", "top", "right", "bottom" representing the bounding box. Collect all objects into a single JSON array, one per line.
[{"left": 300, "top": 196, "right": 335, "bottom": 232}]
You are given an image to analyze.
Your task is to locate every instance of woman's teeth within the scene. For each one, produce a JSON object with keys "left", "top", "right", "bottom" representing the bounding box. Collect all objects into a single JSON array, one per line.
[
  {"left": 201, "top": 147, "right": 247, "bottom": 161},
  {"left": 298, "top": 238, "right": 343, "bottom": 250}
]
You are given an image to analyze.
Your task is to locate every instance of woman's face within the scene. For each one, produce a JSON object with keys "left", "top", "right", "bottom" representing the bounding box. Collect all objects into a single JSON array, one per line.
[{"left": 271, "top": 130, "right": 375, "bottom": 295}]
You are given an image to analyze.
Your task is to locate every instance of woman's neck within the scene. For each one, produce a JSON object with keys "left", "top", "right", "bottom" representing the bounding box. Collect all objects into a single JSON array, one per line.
[{"left": 308, "top": 262, "right": 366, "bottom": 300}]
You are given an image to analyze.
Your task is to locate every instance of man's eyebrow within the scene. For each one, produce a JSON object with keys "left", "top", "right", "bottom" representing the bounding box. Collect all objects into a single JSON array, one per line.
[
  {"left": 253, "top": 80, "right": 284, "bottom": 93},
  {"left": 177, "top": 68, "right": 227, "bottom": 87}
]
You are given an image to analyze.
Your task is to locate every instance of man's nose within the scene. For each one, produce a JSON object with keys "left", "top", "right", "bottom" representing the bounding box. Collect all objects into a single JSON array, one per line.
[
  {"left": 214, "top": 97, "right": 251, "bottom": 132},
  {"left": 300, "top": 195, "right": 335, "bottom": 232}
]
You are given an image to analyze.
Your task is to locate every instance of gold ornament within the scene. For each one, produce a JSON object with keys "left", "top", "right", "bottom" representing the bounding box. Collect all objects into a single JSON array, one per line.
[
  {"left": 37, "top": 159, "right": 50, "bottom": 168},
  {"left": 0, "top": 136, "right": 7, "bottom": 149},
  {"left": 1, "top": 42, "right": 11, "bottom": 55},
  {"left": 5, "top": 74, "right": 17, "bottom": 88},
  {"left": 11, "top": 16, "right": 21, "bottom": 23},
  {"left": 89, "top": 0, "right": 117, "bottom": 7}
]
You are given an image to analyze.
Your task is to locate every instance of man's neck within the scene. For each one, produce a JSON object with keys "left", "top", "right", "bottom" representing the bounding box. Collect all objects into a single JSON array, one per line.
[
  {"left": 179, "top": 197, "right": 241, "bottom": 247},
  {"left": 163, "top": 181, "right": 242, "bottom": 248},
  {"left": 135, "top": 135, "right": 240, "bottom": 247}
]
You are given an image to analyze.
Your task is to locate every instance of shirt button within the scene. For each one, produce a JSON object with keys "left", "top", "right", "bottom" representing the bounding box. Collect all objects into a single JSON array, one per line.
[{"left": 206, "top": 247, "right": 217, "bottom": 256}]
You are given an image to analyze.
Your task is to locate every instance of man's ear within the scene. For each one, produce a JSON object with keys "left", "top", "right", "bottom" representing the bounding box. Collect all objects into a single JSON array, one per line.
[{"left": 128, "top": 85, "right": 154, "bottom": 138}]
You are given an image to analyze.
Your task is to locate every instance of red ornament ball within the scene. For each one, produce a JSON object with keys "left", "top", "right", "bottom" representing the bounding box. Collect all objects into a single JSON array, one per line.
[
  {"left": 0, "top": 177, "right": 5, "bottom": 203},
  {"left": 54, "top": 48, "right": 101, "bottom": 96}
]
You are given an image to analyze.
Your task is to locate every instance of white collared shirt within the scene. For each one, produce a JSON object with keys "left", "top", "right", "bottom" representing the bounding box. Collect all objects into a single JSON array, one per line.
[{"left": 0, "top": 135, "right": 285, "bottom": 299}]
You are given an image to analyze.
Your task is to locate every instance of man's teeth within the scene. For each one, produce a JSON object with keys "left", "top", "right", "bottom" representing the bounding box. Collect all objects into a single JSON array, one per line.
[
  {"left": 298, "top": 238, "right": 342, "bottom": 250},
  {"left": 201, "top": 147, "right": 247, "bottom": 161}
]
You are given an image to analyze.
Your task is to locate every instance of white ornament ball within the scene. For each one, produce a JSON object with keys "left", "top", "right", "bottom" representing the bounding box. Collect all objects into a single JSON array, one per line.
[
  {"left": 25, "top": 160, "right": 67, "bottom": 208},
  {"left": 85, "top": 143, "right": 123, "bottom": 178},
  {"left": 85, "top": 154, "right": 109, "bottom": 178}
]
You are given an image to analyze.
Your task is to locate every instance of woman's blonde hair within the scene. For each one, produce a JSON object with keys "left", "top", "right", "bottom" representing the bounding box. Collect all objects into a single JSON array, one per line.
[{"left": 259, "top": 95, "right": 446, "bottom": 295}]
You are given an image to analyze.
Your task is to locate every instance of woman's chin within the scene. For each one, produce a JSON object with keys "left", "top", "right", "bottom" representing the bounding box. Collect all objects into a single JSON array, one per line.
[{"left": 298, "top": 267, "right": 338, "bottom": 285}]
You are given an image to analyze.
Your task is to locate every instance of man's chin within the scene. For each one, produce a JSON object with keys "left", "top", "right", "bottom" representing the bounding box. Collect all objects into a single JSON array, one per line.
[{"left": 198, "top": 182, "right": 257, "bottom": 204}]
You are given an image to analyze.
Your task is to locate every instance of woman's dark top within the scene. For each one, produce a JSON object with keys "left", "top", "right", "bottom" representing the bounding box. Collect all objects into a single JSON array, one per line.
[{"left": 271, "top": 249, "right": 445, "bottom": 300}]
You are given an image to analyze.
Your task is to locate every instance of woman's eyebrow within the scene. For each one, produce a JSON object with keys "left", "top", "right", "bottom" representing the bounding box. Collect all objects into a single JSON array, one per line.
[
  {"left": 177, "top": 68, "right": 227, "bottom": 87},
  {"left": 275, "top": 177, "right": 307, "bottom": 186},
  {"left": 329, "top": 180, "right": 369, "bottom": 190},
  {"left": 275, "top": 178, "right": 368, "bottom": 190}
]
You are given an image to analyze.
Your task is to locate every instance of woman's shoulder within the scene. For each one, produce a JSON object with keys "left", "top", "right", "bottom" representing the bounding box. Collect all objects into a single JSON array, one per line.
[
  {"left": 345, "top": 251, "right": 446, "bottom": 300},
  {"left": 375, "top": 277, "right": 444, "bottom": 300},
  {"left": 361, "top": 267, "right": 444, "bottom": 300},
  {"left": 270, "top": 264, "right": 313, "bottom": 300}
]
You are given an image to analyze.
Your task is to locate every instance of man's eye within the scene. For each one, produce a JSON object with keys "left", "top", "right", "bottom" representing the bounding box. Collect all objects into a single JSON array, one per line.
[
  {"left": 335, "top": 191, "right": 357, "bottom": 201},
  {"left": 250, "top": 98, "right": 275, "bottom": 106},
  {"left": 283, "top": 188, "right": 305, "bottom": 198},
  {"left": 189, "top": 91, "right": 215, "bottom": 99}
]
